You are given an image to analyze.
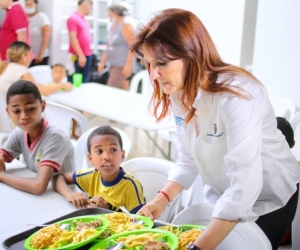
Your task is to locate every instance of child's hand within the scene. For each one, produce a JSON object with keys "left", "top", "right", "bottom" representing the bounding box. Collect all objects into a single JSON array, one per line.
[
  {"left": 66, "top": 192, "right": 88, "bottom": 209},
  {"left": 89, "top": 196, "right": 109, "bottom": 209},
  {"left": 62, "top": 82, "right": 73, "bottom": 91}
]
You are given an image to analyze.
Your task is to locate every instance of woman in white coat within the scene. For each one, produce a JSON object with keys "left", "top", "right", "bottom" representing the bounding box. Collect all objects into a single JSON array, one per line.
[{"left": 130, "top": 8, "right": 300, "bottom": 250}]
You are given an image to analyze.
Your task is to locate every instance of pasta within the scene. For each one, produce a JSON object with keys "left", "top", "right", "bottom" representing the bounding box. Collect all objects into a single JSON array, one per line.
[
  {"left": 104, "top": 212, "right": 145, "bottom": 234},
  {"left": 177, "top": 228, "right": 202, "bottom": 250},
  {"left": 116, "top": 233, "right": 164, "bottom": 248},
  {"left": 29, "top": 224, "right": 98, "bottom": 249}
]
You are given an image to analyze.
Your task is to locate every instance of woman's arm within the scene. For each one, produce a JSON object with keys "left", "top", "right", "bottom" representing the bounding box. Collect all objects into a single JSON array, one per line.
[
  {"left": 16, "top": 30, "right": 27, "bottom": 42},
  {"left": 122, "top": 22, "right": 135, "bottom": 78},
  {"left": 137, "top": 181, "right": 184, "bottom": 219},
  {"left": 35, "top": 25, "right": 51, "bottom": 63}
]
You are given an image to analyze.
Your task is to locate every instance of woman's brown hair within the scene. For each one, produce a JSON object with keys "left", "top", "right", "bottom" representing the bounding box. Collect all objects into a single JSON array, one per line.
[
  {"left": 0, "top": 41, "right": 31, "bottom": 76},
  {"left": 130, "top": 8, "right": 260, "bottom": 123}
]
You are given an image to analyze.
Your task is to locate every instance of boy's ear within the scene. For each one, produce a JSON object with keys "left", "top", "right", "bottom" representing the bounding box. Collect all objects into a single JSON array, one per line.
[
  {"left": 291, "top": 140, "right": 295, "bottom": 148},
  {"left": 121, "top": 150, "right": 125, "bottom": 162},
  {"left": 41, "top": 100, "right": 46, "bottom": 112},
  {"left": 87, "top": 154, "right": 93, "bottom": 165}
]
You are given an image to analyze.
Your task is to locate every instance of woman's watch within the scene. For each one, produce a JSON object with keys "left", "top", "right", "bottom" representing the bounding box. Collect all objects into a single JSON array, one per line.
[{"left": 187, "top": 243, "right": 202, "bottom": 250}]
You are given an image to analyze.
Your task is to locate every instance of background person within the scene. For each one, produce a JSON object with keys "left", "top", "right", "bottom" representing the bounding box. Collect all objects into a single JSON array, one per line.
[
  {"left": 25, "top": 0, "right": 51, "bottom": 67},
  {"left": 98, "top": 1, "right": 136, "bottom": 90},
  {"left": 0, "top": 0, "right": 29, "bottom": 61},
  {"left": 67, "top": 0, "right": 93, "bottom": 83},
  {"left": 131, "top": 8, "right": 300, "bottom": 250},
  {"left": 0, "top": 41, "right": 72, "bottom": 100}
]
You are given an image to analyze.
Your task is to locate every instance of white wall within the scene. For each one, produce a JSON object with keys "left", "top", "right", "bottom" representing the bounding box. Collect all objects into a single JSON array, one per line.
[
  {"left": 252, "top": 0, "right": 300, "bottom": 109},
  {"left": 135, "top": 0, "right": 246, "bottom": 66}
]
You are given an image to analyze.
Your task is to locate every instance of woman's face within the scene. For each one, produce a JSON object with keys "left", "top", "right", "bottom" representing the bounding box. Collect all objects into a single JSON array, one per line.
[
  {"left": 25, "top": 0, "right": 36, "bottom": 8},
  {"left": 142, "top": 45, "right": 189, "bottom": 95}
]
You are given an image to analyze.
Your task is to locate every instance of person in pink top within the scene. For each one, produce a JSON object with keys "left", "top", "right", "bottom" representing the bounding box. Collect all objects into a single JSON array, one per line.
[
  {"left": 0, "top": 0, "right": 29, "bottom": 61},
  {"left": 67, "top": 0, "right": 93, "bottom": 83}
]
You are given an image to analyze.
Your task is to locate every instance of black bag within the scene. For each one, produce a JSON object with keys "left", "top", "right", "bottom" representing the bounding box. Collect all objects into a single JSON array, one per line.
[{"left": 89, "top": 54, "right": 109, "bottom": 85}]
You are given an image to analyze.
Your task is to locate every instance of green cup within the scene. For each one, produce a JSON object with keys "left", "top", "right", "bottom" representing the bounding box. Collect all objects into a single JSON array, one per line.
[{"left": 73, "top": 73, "right": 83, "bottom": 88}]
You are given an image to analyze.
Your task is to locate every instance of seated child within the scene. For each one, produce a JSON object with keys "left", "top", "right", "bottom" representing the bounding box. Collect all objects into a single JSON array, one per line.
[
  {"left": 276, "top": 117, "right": 296, "bottom": 246},
  {"left": 53, "top": 125, "right": 146, "bottom": 213},
  {"left": 0, "top": 80, "right": 75, "bottom": 195},
  {"left": 49, "top": 63, "right": 73, "bottom": 91}
]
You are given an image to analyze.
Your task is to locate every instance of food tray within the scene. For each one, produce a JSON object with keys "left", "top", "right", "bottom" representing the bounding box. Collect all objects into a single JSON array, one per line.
[
  {"left": 89, "top": 229, "right": 178, "bottom": 250},
  {"left": 2, "top": 208, "right": 164, "bottom": 250},
  {"left": 3, "top": 208, "right": 112, "bottom": 250},
  {"left": 24, "top": 215, "right": 109, "bottom": 250}
]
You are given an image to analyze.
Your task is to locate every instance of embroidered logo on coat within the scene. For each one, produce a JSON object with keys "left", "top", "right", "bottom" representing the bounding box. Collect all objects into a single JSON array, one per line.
[
  {"left": 36, "top": 153, "right": 42, "bottom": 167},
  {"left": 214, "top": 123, "right": 217, "bottom": 134},
  {"left": 175, "top": 116, "right": 185, "bottom": 128}
]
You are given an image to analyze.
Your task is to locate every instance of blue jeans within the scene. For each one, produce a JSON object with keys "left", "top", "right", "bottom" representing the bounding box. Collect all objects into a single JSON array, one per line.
[{"left": 73, "top": 55, "right": 93, "bottom": 83}]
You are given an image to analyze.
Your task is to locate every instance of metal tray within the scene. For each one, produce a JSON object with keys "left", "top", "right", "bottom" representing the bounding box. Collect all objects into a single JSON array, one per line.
[{"left": 2, "top": 208, "right": 163, "bottom": 250}]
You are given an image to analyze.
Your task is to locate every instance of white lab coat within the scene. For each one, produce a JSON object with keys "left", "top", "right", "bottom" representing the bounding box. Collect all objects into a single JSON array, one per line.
[{"left": 168, "top": 74, "right": 300, "bottom": 222}]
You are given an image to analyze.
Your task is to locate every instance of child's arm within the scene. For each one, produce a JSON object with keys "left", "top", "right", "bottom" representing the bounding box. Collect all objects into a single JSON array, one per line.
[
  {"left": 52, "top": 173, "right": 88, "bottom": 209},
  {"left": 89, "top": 196, "right": 109, "bottom": 209},
  {"left": 0, "top": 164, "right": 54, "bottom": 195}
]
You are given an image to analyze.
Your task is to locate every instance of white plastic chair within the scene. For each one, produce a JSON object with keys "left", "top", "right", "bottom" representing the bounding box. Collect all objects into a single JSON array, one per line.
[
  {"left": 122, "top": 157, "right": 182, "bottom": 222},
  {"left": 129, "top": 70, "right": 152, "bottom": 97},
  {"left": 291, "top": 112, "right": 300, "bottom": 250},
  {"left": 29, "top": 65, "right": 67, "bottom": 85},
  {"left": 43, "top": 100, "right": 89, "bottom": 144},
  {"left": 74, "top": 126, "right": 132, "bottom": 171},
  {"left": 269, "top": 95, "right": 296, "bottom": 122},
  {"left": 0, "top": 94, "right": 12, "bottom": 145},
  {"left": 172, "top": 203, "right": 272, "bottom": 250}
]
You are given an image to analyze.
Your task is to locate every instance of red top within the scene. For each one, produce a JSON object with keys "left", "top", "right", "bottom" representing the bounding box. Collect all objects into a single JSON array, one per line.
[{"left": 0, "top": 3, "right": 29, "bottom": 60}]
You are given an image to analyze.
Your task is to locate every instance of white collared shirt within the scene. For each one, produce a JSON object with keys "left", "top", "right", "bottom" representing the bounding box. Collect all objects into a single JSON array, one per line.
[{"left": 168, "top": 74, "right": 300, "bottom": 221}]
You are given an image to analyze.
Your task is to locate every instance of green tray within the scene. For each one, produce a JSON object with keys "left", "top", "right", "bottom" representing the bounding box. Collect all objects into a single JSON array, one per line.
[
  {"left": 89, "top": 229, "right": 178, "bottom": 250},
  {"left": 180, "top": 224, "right": 206, "bottom": 231},
  {"left": 24, "top": 215, "right": 109, "bottom": 250}
]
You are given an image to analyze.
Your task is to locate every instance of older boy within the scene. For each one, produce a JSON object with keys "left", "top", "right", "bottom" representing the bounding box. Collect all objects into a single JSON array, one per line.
[{"left": 0, "top": 80, "right": 75, "bottom": 195}]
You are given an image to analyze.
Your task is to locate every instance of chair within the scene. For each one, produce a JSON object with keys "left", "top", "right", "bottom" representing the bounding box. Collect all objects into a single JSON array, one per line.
[
  {"left": 291, "top": 112, "right": 300, "bottom": 250},
  {"left": 74, "top": 126, "right": 132, "bottom": 171},
  {"left": 0, "top": 94, "right": 12, "bottom": 145},
  {"left": 122, "top": 157, "right": 183, "bottom": 222},
  {"left": 269, "top": 95, "right": 296, "bottom": 122},
  {"left": 129, "top": 70, "right": 152, "bottom": 97},
  {"left": 29, "top": 65, "right": 67, "bottom": 85},
  {"left": 172, "top": 203, "right": 272, "bottom": 250},
  {"left": 43, "top": 100, "right": 89, "bottom": 144}
]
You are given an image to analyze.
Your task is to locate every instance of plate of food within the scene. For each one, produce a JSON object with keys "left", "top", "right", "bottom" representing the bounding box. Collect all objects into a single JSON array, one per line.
[
  {"left": 89, "top": 229, "right": 178, "bottom": 250},
  {"left": 98, "top": 212, "right": 154, "bottom": 239},
  {"left": 24, "top": 215, "right": 109, "bottom": 250},
  {"left": 176, "top": 225, "right": 205, "bottom": 250}
]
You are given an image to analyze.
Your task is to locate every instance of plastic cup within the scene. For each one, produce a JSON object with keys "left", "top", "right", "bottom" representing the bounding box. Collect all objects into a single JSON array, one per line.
[{"left": 73, "top": 73, "right": 83, "bottom": 88}]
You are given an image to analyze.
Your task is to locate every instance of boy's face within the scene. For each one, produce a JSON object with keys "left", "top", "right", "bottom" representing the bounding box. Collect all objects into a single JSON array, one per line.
[
  {"left": 52, "top": 66, "right": 66, "bottom": 82},
  {"left": 6, "top": 94, "right": 45, "bottom": 132},
  {"left": 88, "top": 134, "right": 125, "bottom": 182}
]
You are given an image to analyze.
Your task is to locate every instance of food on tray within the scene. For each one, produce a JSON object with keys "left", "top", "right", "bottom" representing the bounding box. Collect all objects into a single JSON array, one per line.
[
  {"left": 158, "top": 224, "right": 181, "bottom": 236},
  {"left": 144, "top": 240, "right": 171, "bottom": 250},
  {"left": 116, "top": 232, "right": 165, "bottom": 248},
  {"left": 29, "top": 218, "right": 103, "bottom": 249},
  {"left": 30, "top": 224, "right": 63, "bottom": 249},
  {"left": 103, "top": 212, "right": 145, "bottom": 235},
  {"left": 177, "top": 228, "right": 202, "bottom": 250},
  {"left": 73, "top": 218, "right": 102, "bottom": 230}
]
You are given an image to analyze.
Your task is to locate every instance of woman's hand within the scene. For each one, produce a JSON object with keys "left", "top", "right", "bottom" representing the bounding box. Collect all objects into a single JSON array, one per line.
[
  {"left": 122, "top": 64, "right": 132, "bottom": 78},
  {"left": 137, "top": 201, "right": 167, "bottom": 220},
  {"left": 65, "top": 192, "right": 88, "bottom": 209},
  {"left": 97, "top": 62, "right": 105, "bottom": 74},
  {"left": 89, "top": 196, "right": 109, "bottom": 209}
]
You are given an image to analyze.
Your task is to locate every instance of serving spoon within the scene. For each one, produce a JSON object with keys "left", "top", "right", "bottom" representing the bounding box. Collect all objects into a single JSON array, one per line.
[{"left": 119, "top": 206, "right": 145, "bottom": 225}]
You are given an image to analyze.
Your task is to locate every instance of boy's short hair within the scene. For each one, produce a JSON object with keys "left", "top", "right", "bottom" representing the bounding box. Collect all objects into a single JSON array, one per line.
[
  {"left": 78, "top": 0, "right": 93, "bottom": 6},
  {"left": 87, "top": 126, "right": 123, "bottom": 153},
  {"left": 277, "top": 117, "right": 295, "bottom": 148},
  {"left": 6, "top": 80, "right": 42, "bottom": 104}
]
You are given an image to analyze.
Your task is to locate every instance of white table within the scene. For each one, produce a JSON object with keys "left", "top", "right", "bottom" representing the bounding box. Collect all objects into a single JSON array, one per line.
[
  {"left": 49, "top": 83, "right": 176, "bottom": 158},
  {"left": 0, "top": 162, "right": 77, "bottom": 249}
]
